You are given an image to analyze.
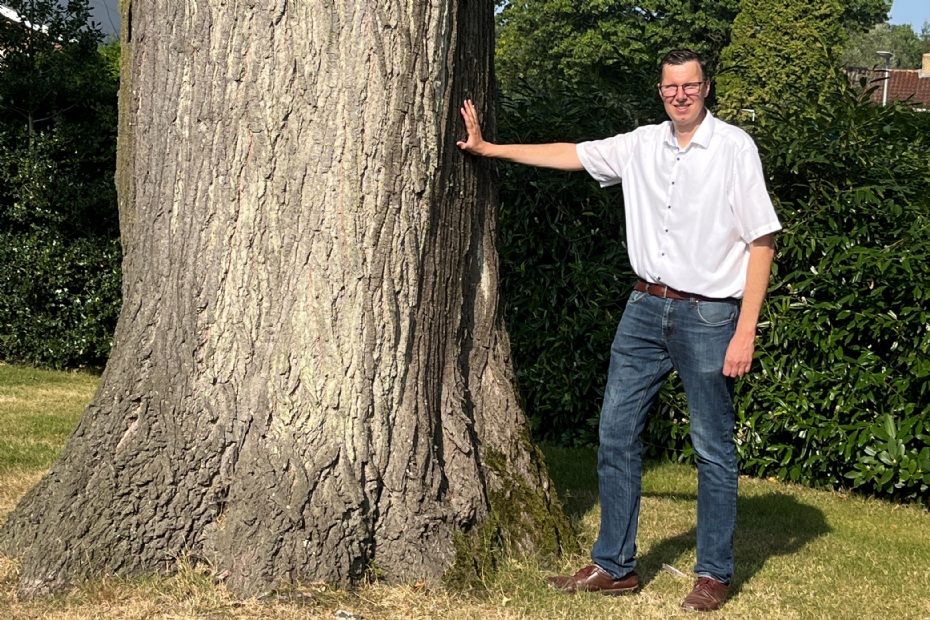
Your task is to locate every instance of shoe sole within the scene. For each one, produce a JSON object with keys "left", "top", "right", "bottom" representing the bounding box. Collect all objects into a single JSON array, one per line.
[
  {"left": 571, "top": 585, "right": 637, "bottom": 596},
  {"left": 547, "top": 584, "right": 638, "bottom": 596},
  {"left": 545, "top": 573, "right": 638, "bottom": 596},
  {"left": 681, "top": 603, "right": 723, "bottom": 612}
]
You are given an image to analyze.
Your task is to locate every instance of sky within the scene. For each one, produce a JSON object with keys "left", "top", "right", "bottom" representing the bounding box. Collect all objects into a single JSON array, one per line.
[
  {"left": 889, "top": 0, "right": 930, "bottom": 31},
  {"left": 87, "top": 0, "right": 119, "bottom": 37}
]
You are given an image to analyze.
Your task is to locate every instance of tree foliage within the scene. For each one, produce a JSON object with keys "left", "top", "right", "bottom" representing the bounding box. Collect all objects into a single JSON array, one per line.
[
  {"left": 841, "top": 22, "right": 928, "bottom": 69},
  {"left": 0, "top": 0, "right": 120, "bottom": 367},
  {"left": 495, "top": 0, "right": 739, "bottom": 94},
  {"left": 0, "top": 0, "right": 105, "bottom": 134},
  {"left": 716, "top": 0, "right": 847, "bottom": 119},
  {"left": 494, "top": 0, "right": 888, "bottom": 112},
  {"left": 839, "top": 0, "right": 891, "bottom": 33}
]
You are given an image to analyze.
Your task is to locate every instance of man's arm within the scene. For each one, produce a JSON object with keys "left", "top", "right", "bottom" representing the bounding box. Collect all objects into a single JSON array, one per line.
[
  {"left": 457, "top": 99, "right": 584, "bottom": 171},
  {"left": 723, "top": 233, "right": 776, "bottom": 378}
]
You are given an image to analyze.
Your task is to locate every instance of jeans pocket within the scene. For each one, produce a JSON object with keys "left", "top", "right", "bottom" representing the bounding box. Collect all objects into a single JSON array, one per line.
[
  {"left": 627, "top": 290, "right": 648, "bottom": 305},
  {"left": 696, "top": 301, "right": 738, "bottom": 326}
]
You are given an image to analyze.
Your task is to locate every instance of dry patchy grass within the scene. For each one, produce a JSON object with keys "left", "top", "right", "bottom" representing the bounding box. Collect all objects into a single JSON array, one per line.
[
  {"left": 0, "top": 471, "right": 43, "bottom": 516},
  {"left": 2, "top": 366, "right": 930, "bottom": 619},
  {"left": 3, "top": 465, "right": 929, "bottom": 619}
]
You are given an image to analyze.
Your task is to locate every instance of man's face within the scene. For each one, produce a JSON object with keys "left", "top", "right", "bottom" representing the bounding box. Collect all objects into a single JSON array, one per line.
[{"left": 659, "top": 61, "right": 710, "bottom": 128}]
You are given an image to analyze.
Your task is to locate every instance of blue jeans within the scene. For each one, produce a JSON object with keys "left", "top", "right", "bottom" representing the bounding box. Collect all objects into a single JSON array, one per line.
[{"left": 591, "top": 290, "right": 739, "bottom": 584}]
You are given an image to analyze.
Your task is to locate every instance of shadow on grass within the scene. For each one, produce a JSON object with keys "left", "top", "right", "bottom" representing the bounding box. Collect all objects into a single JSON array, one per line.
[
  {"left": 636, "top": 491, "right": 831, "bottom": 595},
  {"left": 540, "top": 444, "right": 600, "bottom": 521},
  {"left": 541, "top": 446, "right": 831, "bottom": 596}
]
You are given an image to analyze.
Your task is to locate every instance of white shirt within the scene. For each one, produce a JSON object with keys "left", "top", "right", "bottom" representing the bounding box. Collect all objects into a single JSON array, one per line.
[{"left": 576, "top": 112, "right": 781, "bottom": 299}]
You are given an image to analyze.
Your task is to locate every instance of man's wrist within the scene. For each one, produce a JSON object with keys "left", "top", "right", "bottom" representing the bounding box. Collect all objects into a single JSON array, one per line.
[
  {"left": 734, "top": 323, "right": 757, "bottom": 338},
  {"left": 479, "top": 142, "right": 500, "bottom": 158}
]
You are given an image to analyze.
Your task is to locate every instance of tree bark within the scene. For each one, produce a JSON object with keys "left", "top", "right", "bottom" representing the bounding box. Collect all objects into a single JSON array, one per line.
[{"left": 0, "top": 0, "right": 573, "bottom": 598}]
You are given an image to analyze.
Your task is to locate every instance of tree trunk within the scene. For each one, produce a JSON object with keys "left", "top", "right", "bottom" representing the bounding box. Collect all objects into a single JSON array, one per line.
[{"left": 0, "top": 0, "right": 573, "bottom": 599}]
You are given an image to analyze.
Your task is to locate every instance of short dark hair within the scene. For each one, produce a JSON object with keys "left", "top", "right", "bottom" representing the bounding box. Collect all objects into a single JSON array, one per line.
[{"left": 659, "top": 48, "right": 708, "bottom": 82}]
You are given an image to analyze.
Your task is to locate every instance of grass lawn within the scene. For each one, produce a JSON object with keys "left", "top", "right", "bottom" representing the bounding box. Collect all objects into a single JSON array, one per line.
[{"left": 1, "top": 363, "right": 929, "bottom": 619}]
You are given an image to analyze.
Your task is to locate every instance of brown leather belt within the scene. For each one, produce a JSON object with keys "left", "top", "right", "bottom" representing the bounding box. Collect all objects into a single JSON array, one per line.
[{"left": 634, "top": 280, "right": 736, "bottom": 303}]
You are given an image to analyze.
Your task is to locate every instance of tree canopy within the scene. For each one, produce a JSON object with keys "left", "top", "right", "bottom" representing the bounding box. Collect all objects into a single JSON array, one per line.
[
  {"left": 494, "top": 0, "right": 889, "bottom": 111},
  {"left": 495, "top": 0, "right": 740, "bottom": 93},
  {"left": 838, "top": 0, "right": 892, "bottom": 33},
  {"left": 716, "top": 0, "right": 847, "bottom": 119},
  {"left": 841, "top": 22, "right": 929, "bottom": 69},
  {"left": 0, "top": 0, "right": 105, "bottom": 134}
]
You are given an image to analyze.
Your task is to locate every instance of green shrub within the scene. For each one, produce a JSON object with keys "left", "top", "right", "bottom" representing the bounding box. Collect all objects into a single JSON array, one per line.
[
  {"left": 0, "top": 4, "right": 121, "bottom": 368},
  {"left": 0, "top": 126, "right": 120, "bottom": 367},
  {"left": 0, "top": 231, "right": 120, "bottom": 368},
  {"left": 0, "top": 108, "right": 120, "bottom": 369},
  {"left": 737, "top": 78, "right": 930, "bottom": 503},
  {"left": 497, "top": 85, "right": 658, "bottom": 446}
]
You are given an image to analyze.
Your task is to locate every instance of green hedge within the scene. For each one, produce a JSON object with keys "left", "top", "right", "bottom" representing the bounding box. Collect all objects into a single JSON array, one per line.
[
  {"left": 0, "top": 70, "right": 120, "bottom": 367},
  {"left": 498, "top": 85, "right": 642, "bottom": 445},
  {"left": 497, "top": 78, "right": 930, "bottom": 503},
  {"left": 736, "top": 81, "right": 930, "bottom": 502},
  {"left": 0, "top": 3, "right": 120, "bottom": 368},
  {"left": 0, "top": 231, "right": 120, "bottom": 368}
]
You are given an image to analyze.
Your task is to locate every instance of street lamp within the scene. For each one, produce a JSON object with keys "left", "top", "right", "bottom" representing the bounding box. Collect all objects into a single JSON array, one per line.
[{"left": 876, "top": 50, "right": 893, "bottom": 106}]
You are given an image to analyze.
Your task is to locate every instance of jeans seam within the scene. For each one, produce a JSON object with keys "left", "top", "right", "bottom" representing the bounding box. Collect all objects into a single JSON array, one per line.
[{"left": 620, "top": 350, "right": 667, "bottom": 569}]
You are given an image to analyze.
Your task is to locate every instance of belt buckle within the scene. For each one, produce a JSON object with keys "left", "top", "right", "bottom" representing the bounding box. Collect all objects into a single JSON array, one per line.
[{"left": 656, "top": 284, "right": 668, "bottom": 298}]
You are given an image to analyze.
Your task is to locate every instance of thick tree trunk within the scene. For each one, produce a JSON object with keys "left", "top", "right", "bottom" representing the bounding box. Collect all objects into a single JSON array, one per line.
[{"left": 0, "top": 0, "right": 573, "bottom": 599}]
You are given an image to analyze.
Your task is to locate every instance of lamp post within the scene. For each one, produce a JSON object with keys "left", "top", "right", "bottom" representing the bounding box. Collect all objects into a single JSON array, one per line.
[{"left": 876, "top": 50, "right": 893, "bottom": 106}]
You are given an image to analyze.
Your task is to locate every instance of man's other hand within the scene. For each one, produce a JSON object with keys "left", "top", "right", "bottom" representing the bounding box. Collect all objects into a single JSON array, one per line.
[{"left": 723, "top": 329, "right": 754, "bottom": 377}]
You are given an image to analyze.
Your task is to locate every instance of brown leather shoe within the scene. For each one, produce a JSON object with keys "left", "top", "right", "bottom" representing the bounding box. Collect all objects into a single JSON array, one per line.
[
  {"left": 681, "top": 576, "right": 729, "bottom": 612},
  {"left": 546, "top": 565, "right": 638, "bottom": 595}
]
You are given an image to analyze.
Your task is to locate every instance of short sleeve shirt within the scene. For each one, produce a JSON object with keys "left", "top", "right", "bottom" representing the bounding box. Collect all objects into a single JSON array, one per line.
[{"left": 575, "top": 111, "right": 781, "bottom": 299}]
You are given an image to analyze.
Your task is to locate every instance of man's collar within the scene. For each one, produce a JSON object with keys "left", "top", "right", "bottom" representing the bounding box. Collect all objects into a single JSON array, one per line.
[
  {"left": 665, "top": 109, "right": 715, "bottom": 149},
  {"left": 690, "top": 110, "right": 715, "bottom": 148}
]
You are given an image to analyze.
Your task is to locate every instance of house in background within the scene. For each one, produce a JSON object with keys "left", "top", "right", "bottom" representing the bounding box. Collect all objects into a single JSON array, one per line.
[
  {"left": 0, "top": 4, "right": 48, "bottom": 34},
  {"left": 846, "top": 53, "right": 930, "bottom": 110}
]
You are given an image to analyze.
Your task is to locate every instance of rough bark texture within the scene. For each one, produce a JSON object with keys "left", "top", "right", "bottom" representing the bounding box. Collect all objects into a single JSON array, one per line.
[{"left": 0, "top": 0, "right": 573, "bottom": 598}]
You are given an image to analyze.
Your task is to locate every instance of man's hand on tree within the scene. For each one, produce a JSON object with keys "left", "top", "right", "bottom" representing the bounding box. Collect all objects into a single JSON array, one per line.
[{"left": 457, "top": 99, "right": 487, "bottom": 156}]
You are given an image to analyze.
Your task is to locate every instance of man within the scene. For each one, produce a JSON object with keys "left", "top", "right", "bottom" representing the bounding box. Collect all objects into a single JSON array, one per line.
[{"left": 457, "top": 49, "right": 780, "bottom": 612}]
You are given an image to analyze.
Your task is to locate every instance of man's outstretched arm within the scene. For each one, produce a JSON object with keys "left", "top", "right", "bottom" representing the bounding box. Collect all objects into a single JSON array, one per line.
[
  {"left": 724, "top": 233, "right": 776, "bottom": 378},
  {"left": 457, "top": 99, "right": 584, "bottom": 171}
]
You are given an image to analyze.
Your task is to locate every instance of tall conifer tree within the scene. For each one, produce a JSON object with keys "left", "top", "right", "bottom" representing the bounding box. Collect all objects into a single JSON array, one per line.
[{"left": 716, "top": 0, "right": 847, "bottom": 119}]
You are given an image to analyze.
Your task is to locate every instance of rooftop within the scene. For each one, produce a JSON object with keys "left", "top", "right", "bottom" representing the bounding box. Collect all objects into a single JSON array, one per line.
[{"left": 846, "top": 57, "right": 930, "bottom": 108}]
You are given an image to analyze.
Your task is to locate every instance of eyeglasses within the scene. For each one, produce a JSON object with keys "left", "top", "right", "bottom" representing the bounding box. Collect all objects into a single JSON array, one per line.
[{"left": 658, "top": 81, "right": 706, "bottom": 98}]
